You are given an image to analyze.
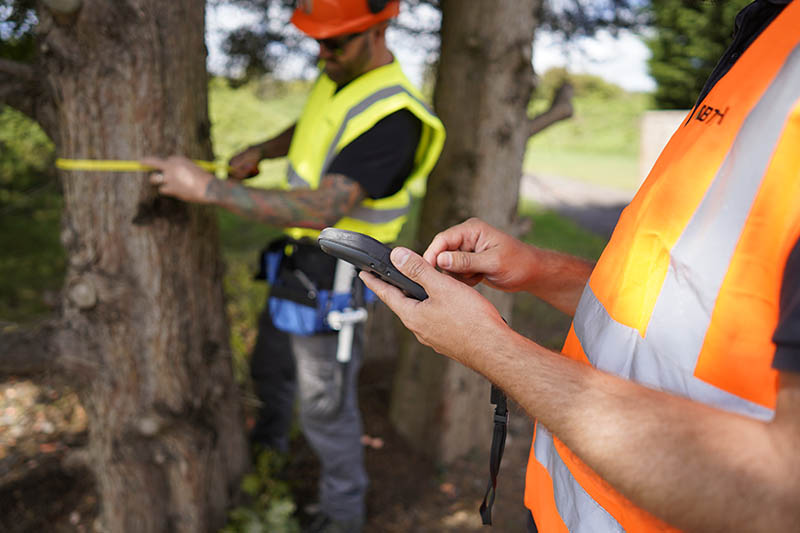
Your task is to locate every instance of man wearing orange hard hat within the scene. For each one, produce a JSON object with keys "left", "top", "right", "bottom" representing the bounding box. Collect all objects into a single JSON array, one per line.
[
  {"left": 290, "top": 0, "right": 401, "bottom": 87},
  {"left": 144, "top": 1, "right": 444, "bottom": 532}
]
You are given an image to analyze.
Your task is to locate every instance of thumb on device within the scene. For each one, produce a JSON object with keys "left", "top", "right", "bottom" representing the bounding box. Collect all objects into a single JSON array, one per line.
[
  {"left": 361, "top": 246, "right": 432, "bottom": 311},
  {"left": 391, "top": 247, "right": 435, "bottom": 285}
]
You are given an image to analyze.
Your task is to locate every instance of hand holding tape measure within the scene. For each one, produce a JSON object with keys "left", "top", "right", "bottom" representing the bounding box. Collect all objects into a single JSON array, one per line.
[{"left": 56, "top": 156, "right": 233, "bottom": 204}]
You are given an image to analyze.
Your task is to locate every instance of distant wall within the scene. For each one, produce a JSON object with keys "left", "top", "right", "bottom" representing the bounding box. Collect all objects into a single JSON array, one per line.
[{"left": 639, "top": 110, "right": 690, "bottom": 183}]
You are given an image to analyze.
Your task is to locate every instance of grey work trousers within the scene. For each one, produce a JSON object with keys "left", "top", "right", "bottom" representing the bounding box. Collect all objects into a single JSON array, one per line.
[{"left": 250, "top": 305, "right": 368, "bottom": 524}]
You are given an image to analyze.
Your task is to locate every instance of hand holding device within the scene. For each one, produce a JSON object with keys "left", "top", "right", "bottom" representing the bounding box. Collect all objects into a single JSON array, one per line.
[
  {"left": 423, "top": 217, "right": 533, "bottom": 292},
  {"left": 326, "top": 226, "right": 507, "bottom": 525},
  {"left": 317, "top": 228, "right": 428, "bottom": 301}
]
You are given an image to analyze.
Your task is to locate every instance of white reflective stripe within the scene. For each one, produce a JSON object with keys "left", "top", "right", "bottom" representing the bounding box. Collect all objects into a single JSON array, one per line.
[
  {"left": 287, "top": 163, "right": 310, "bottom": 189},
  {"left": 291, "top": 85, "right": 425, "bottom": 225},
  {"left": 320, "top": 84, "right": 431, "bottom": 177},
  {"left": 348, "top": 202, "right": 410, "bottom": 224},
  {"left": 322, "top": 86, "right": 417, "bottom": 224},
  {"left": 534, "top": 424, "right": 624, "bottom": 533},
  {"left": 574, "top": 285, "right": 774, "bottom": 421},
  {"left": 647, "top": 43, "right": 800, "bottom": 374}
]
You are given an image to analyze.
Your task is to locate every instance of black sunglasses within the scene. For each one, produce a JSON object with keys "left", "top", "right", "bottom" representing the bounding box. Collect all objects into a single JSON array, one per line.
[{"left": 316, "top": 31, "right": 364, "bottom": 55}]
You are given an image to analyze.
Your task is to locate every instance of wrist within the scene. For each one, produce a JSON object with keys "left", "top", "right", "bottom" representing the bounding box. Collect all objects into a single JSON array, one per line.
[{"left": 202, "top": 174, "right": 224, "bottom": 204}]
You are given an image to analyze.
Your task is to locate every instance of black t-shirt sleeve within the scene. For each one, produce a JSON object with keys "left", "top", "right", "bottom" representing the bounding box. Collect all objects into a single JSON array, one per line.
[
  {"left": 327, "top": 109, "right": 422, "bottom": 199},
  {"left": 773, "top": 236, "right": 800, "bottom": 372}
]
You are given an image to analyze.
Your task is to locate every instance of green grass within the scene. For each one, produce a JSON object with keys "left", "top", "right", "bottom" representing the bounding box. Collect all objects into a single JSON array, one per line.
[
  {"left": 0, "top": 106, "right": 62, "bottom": 323},
  {"left": 208, "top": 77, "right": 310, "bottom": 188},
  {"left": 524, "top": 92, "right": 652, "bottom": 190},
  {"left": 512, "top": 202, "right": 608, "bottom": 350},
  {"left": 208, "top": 78, "right": 309, "bottom": 367},
  {"left": 518, "top": 202, "right": 607, "bottom": 260}
]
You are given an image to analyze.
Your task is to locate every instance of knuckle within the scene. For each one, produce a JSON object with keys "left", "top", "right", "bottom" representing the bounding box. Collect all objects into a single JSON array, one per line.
[
  {"left": 485, "top": 253, "right": 500, "bottom": 272},
  {"left": 403, "top": 256, "right": 427, "bottom": 279},
  {"left": 452, "top": 252, "right": 470, "bottom": 271}
]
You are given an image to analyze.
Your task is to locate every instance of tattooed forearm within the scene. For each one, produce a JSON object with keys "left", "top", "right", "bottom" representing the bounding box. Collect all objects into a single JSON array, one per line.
[{"left": 204, "top": 173, "right": 366, "bottom": 229}]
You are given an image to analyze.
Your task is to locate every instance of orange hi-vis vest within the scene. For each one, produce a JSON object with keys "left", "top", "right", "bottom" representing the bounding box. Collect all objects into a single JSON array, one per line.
[{"left": 524, "top": 3, "right": 800, "bottom": 532}]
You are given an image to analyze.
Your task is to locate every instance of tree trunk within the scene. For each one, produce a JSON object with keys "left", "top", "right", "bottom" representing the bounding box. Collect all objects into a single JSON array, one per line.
[
  {"left": 390, "top": 0, "right": 539, "bottom": 463},
  {"left": 32, "top": 1, "right": 248, "bottom": 530}
]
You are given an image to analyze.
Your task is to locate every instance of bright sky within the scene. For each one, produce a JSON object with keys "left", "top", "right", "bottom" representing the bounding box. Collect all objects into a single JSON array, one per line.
[
  {"left": 205, "top": 3, "right": 656, "bottom": 93},
  {"left": 534, "top": 30, "right": 655, "bottom": 92}
]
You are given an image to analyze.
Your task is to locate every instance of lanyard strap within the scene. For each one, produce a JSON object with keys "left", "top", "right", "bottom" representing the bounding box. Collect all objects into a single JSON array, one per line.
[{"left": 479, "top": 384, "right": 508, "bottom": 525}]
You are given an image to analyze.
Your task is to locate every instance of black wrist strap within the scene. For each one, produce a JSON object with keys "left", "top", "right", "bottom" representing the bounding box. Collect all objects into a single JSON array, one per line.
[{"left": 479, "top": 384, "right": 508, "bottom": 525}]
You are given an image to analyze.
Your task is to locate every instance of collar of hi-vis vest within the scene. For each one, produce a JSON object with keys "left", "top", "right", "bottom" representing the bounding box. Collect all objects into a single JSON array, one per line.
[
  {"left": 286, "top": 59, "right": 435, "bottom": 192},
  {"left": 526, "top": 4, "right": 800, "bottom": 532}
]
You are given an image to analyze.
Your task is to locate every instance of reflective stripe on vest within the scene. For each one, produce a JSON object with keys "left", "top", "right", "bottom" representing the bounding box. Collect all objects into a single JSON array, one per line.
[
  {"left": 533, "top": 424, "right": 622, "bottom": 533},
  {"left": 287, "top": 162, "right": 307, "bottom": 189},
  {"left": 525, "top": 4, "right": 800, "bottom": 531},
  {"left": 575, "top": 284, "right": 774, "bottom": 421},
  {"left": 283, "top": 60, "right": 445, "bottom": 242}
]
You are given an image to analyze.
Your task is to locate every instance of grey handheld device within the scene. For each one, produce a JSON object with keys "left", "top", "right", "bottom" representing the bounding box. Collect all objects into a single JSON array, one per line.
[{"left": 317, "top": 228, "right": 428, "bottom": 301}]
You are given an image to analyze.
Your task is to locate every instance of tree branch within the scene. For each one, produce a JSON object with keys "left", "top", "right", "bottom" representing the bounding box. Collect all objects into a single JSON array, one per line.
[
  {"left": 0, "top": 321, "right": 96, "bottom": 381},
  {"left": 0, "top": 59, "right": 40, "bottom": 119},
  {"left": 0, "top": 321, "right": 62, "bottom": 378},
  {"left": 0, "top": 59, "right": 37, "bottom": 81},
  {"left": 0, "top": 59, "right": 58, "bottom": 139},
  {"left": 527, "top": 82, "right": 574, "bottom": 137}
]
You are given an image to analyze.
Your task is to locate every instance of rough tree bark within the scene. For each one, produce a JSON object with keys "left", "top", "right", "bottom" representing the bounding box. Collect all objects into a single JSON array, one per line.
[
  {"left": 389, "top": 0, "right": 572, "bottom": 463},
  {"left": 0, "top": 1, "right": 248, "bottom": 531}
]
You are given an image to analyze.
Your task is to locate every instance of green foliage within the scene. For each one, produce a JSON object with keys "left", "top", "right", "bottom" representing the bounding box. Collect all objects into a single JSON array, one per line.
[
  {"left": 518, "top": 203, "right": 607, "bottom": 261},
  {"left": 222, "top": 246, "right": 269, "bottom": 386},
  {"left": 220, "top": 449, "right": 300, "bottom": 533},
  {"left": 526, "top": 69, "right": 651, "bottom": 190},
  {"left": 537, "top": 67, "right": 625, "bottom": 101},
  {"left": 513, "top": 204, "right": 608, "bottom": 350},
  {"left": 208, "top": 76, "right": 309, "bottom": 186},
  {"left": 209, "top": 77, "right": 303, "bottom": 376},
  {"left": 0, "top": 32, "right": 36, "bottom": 62},
  {"left": 645, "top": 0, "right": 751, "bottom": 109},
  {"left": 0, "top": 106, "right": 62, "bottom": 323}
]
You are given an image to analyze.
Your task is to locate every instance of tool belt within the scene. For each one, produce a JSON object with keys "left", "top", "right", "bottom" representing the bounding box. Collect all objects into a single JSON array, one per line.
[{"left": 256, "top": 237, "right": 372, "bottom": 336}]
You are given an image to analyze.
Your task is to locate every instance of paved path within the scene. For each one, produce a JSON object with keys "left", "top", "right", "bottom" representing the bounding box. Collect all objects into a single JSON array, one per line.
[{"left": 520, "top": 173, "right": 637, "bottom": 238}]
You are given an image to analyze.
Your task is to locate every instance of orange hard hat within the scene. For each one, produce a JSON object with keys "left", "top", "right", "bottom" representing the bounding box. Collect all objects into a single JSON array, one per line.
[{"left": 291, "top": 0, "right": 400, "bottom": 39}]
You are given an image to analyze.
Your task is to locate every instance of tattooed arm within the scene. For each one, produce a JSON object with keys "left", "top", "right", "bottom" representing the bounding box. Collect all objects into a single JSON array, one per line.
[
  {"left": 141, "top": 155, "right": 365, "bottom": 229},
  {"left": 205, "top": 172, "right": 364, "bottom": 228}
]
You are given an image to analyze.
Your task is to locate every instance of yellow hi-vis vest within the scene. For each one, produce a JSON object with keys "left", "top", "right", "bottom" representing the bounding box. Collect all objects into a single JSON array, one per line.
[
  {"left": 283, "top": 59, "right": 445, "bottom": 243},
  {"left": 525, "top": 3, "right": 800, "bottom": 532}
]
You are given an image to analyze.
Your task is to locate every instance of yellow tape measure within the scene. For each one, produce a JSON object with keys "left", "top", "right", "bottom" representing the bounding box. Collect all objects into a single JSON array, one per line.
[{"left": 55, "top": 158, "right": 231, "bottom": 173}]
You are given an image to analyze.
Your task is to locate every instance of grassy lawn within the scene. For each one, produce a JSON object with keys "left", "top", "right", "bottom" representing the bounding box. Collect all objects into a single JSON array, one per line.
[
  {"left": 208, "top": 77, "right": 310, "bottom": 188},
  {"left": 0, "top": 107, "right": 62, "bottom": 323},
  {"left": 513, "top": 203, "right": 607, "bottom": 350},
  {"left": 525, "top": 92, "right": 651, "bottom": 191}
]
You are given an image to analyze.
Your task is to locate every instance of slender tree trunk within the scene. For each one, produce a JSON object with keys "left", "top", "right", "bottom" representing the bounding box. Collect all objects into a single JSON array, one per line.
[
  {"left": 390, "top": 0, "right": 539, "bottom": 463},
  {"left": 27, "top": 1, "right": 248, "bottom": 530}
]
